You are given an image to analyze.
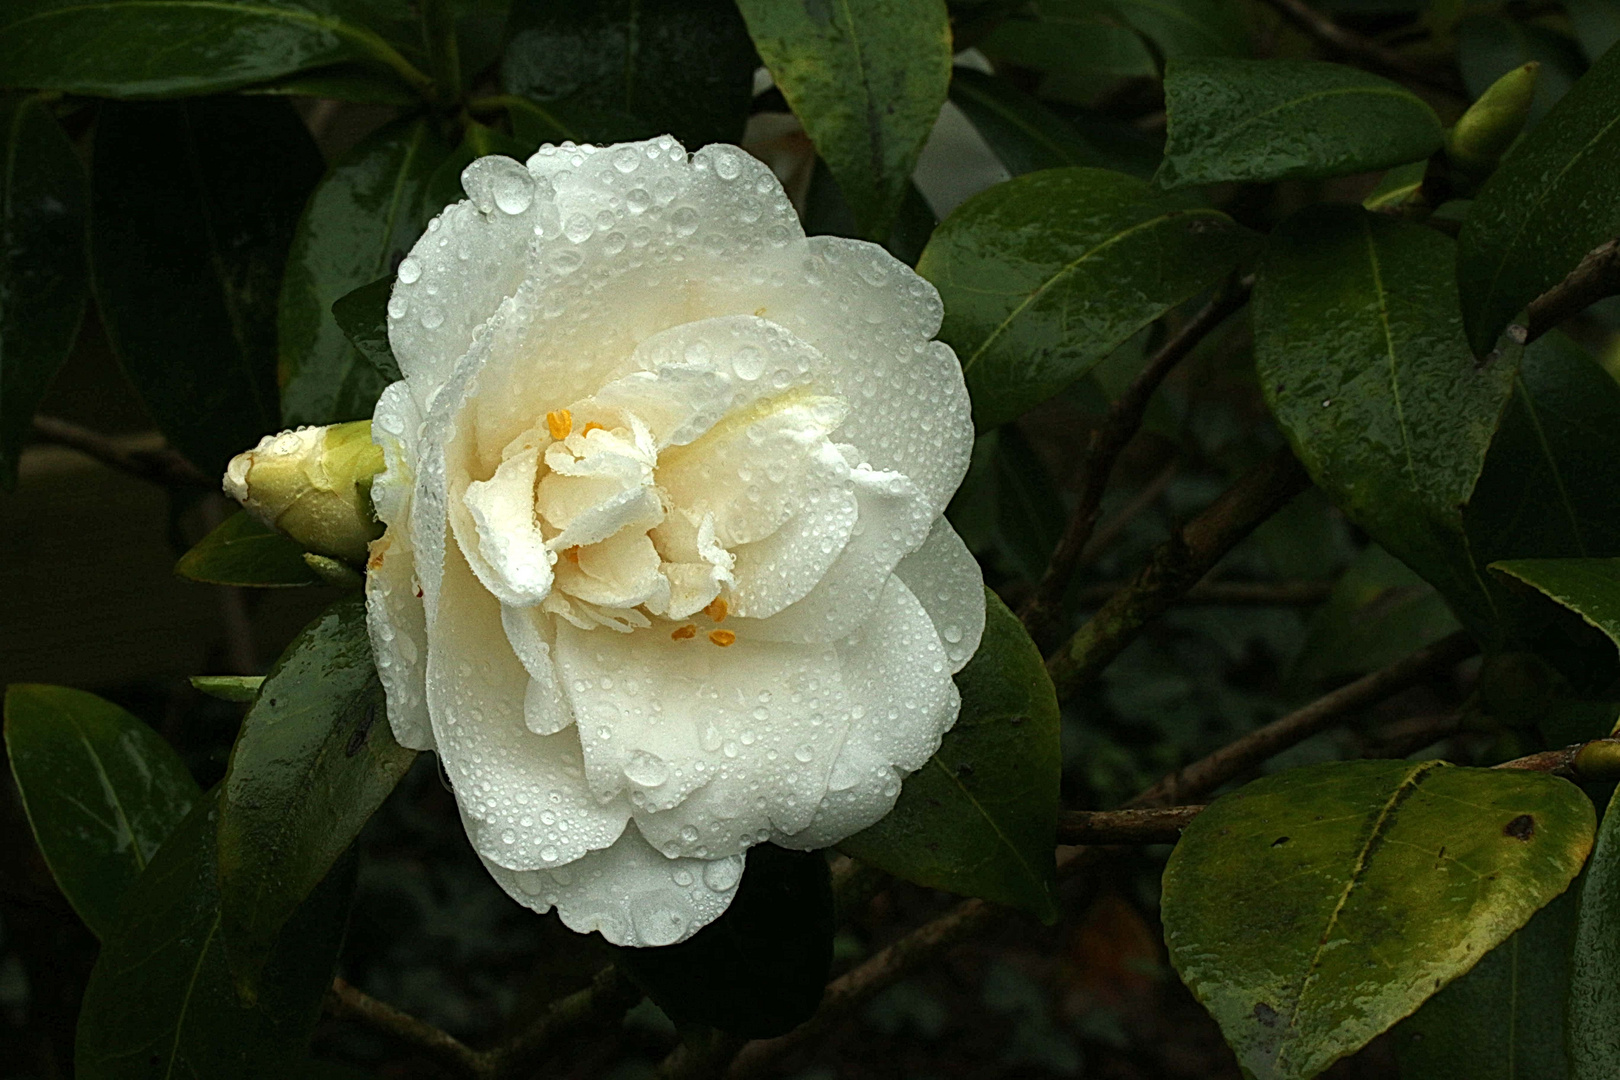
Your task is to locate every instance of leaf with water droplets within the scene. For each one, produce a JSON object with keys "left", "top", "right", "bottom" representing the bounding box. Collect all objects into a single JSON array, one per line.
[
  {"left": 217, "top": 596, "right": 415, "bottom": 991},
  {"left": 841, "top": 589, "right": 1060, "bottom": 920}
]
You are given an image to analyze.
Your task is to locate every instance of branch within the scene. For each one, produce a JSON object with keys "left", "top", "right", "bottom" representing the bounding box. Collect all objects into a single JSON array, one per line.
[
  {"left": 326, "top": 965, "right": 640, "bottom": 1080},
  {"left": 1077, "top": 579, "right": 1334, "bottom": 608},
  {"left": 1056, "top": 806, "right": 1205, "bottom": 845},
  {"left": 1021, "top": 280, "right": 1252, "bottom": 644},
  {"left": 1495, "top": 734, "right": 1620, "bottom": 782},
  {"left": 1128, "top": 630, "right": 1477, "bottom": 808},
  {"left": 1045, "top": 446, "right": 1312, "bottom": 701},
  {"left": 327, "top": 978, "right": 483, "bottom": 1078},
  {"left": 1257, "top": 0, "right": 1463, "bottom": 93},
  {"left": 1524, "top": 238, "right": 1620, "bottom": 345},
  {"left": 30, "top": 415, "right": 213, "bottom": 491}
]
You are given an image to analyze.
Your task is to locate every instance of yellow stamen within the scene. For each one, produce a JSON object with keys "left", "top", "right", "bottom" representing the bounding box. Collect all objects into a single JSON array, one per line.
[
  {"left": 671, "top": 624, "right": 698, "bottom": 641},
  {"left": 754, "top": 306, "right": 767, "bottom": 317},
  {"left": 582, "top": 421, "right": 606, "bottom": 436},
  {"left": 546, "top": 409, "right": 572, "bottom": 441},
  {"left": 708, "top": 629, "right": 737, "bottom": 647},
  {"left": 704, "top": 597, "right": 729, "bottom": 623},
  {"left": 563, "top": 546, "right": 580, "bottom": 563}
]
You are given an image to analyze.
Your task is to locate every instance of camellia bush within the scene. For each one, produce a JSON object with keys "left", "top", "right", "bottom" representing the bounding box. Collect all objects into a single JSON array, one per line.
[{"left": 4, "top": 0, "right": 1620, "bottom": 1077}]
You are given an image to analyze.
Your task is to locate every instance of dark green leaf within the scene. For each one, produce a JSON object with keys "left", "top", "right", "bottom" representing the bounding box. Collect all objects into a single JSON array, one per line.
[
  {"left": 1, "top": 93, "right": 86, "bottom": 488},
  {"left": 75, "top": 791, "right": 354, "bottom": 1080},
  {"left": 218, "top": 595, "right": 414, "bottom": 987},
  {"left": 1163, "top": 759, "right": 1595, "bottom": 1080},
  {"left": 1457, "top": 42, "right": 1620, "bottom": 355},
  {"left": 240, "top": 64, "right": 426, "bottom": 106},
  {"left": 3, "top": 684, "right": 199, "bottom": 939},
  {"left": 92, "top": 97, "right": 322, "bottom": 477},
  {"left": 1255, "top": 205, "right": 1521, "bottom": 642},
  {"left": 841, "top": 590, "right": 1060, "bottom": 919},
  {"left": 502, "top": 0, "right": 756, "bottom": 149},
  {"left": 0, "top": 0, "right": 432, "bottom": 100},
  {"left": 1393, "top": 883, "right": 1577, "bottom": 1080},
  {"left": 330, "top": 276, "right": 401, "bottom": 383},
  {"left": 946, "top": 427, "right": 1066, "bottom": 585},
  {"left": 279, "top": 116, "right": 453, "bottom": 427},
  {"left": 190, "top": 676, "right": 265, "bottom": 704},
  {"left": 919, "top": 166, "right": 1257, "bottom": 430},
  {"left": 614, "top": 844, "right": 832, "bottom": 1039},
  {"left": 978, "top": 5, "right": 1158, "bottom": 102},
  {"left": 948, "top": 67, "right": 1141, "bottom": 177},
  {"left": 1465, "top": 333, "right": 1620, "bottom": 569},
  {"left": 1157, "top": 58, "right": 1443, "bottom": 188},
  {"left": 1571, "top": 784, "right": 1620, "bottom": 1079},
  {"left": 176, "top": 511, "right": 322, "bottom": 588},
  {"left": 1108, "top": 0, "right": 1250, "bottom": 63},
  {"left": 1291, "top": 543, "right": 1460, "bottom": 686},
  {"left": 800, "top": 157, "right": 937, "bottom": 266},
  {"left": 1491, "top": 558, "right": 1620, "bottom": 650},
  {"left": 737, "top": 0, "right": 953, "bottom": 240}
]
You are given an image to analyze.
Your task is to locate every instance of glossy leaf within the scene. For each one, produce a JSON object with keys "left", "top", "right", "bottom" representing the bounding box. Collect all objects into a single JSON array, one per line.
[
  {"left": 919, "top": 166, "right": 1257, "bottom": 430},
  {"left": 3, "top": 684, "right": 199, "bottom": 939},
  {"left": 218, "top": 596, "right": 414, "bottom": 987},
  {"left": 1491, "top": 558, "right": 1620, "bottom": 650},
  {"left": 330, "top": 276, "right": 401, "bottom": 383},
  {"left": 841, "top": 590, "right": 1060, "bottom": 919},
  {"left": 1157, "top": 58, "right": 1443, "bottom": 188},
  {"left": 1163, "top": 759, "right": 1595, "bottom": 1080},
  {"left": 0, "top": 93, "right": 86, "bottom": 488},
  {"left": 948, "top": 67, "right": 1151, "bottom": 178},
  {"left": 1457, "top": 41, "right": 1620, "bottom": 355},
  {"left": 1571, "top": 784, "right": 1620, "bottom": 1079},
  {"left": 978, "top": 4, "right": 1158, "bottom": 101},
  {"left": 0, "top": 0, "right": 432, "bottom": 100},
  {"left": 1108, "top": 0, "right": 1249, "bottom": 63},
  {"left": 737, "top": 0, "right": 953, "bottom": 240},
  {"left": 176, "top": 511, "right": 322, "bottom": 588},
  {"left": 92, "top": 97, "right": 321, "bottom": 477},
  {"left": 76, "top": 791, "right": 354, "bottom": 1080},
  {"left": 946, "top": 427, "right": 1065, "bottom": 585},
  {"left": 1255, "top": 205, "right": 1521, "bottom": 642},
  {"left": 615, "top": 844, "right": 833, "bottom": 1038},
  {"left": 1393, "top": 884, "right": 1577, "bottom": 1080},
  {"left": 190, "top": 676, "right": 265, "bottom": 704},
  {"left": 279, "top": 116, "right": 453, "bottom": 427},
  {"left": 1465, "top": 333, "right": 1620, "bottom": 573},
  {"left": 502, "top": 0, "right": 757, "bottom": 150}
]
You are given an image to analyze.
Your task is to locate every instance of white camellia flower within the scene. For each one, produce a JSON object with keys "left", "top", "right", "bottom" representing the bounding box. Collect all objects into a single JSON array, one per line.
[{"left": 364, "top": 135, "right": 983, "bottom": 947}]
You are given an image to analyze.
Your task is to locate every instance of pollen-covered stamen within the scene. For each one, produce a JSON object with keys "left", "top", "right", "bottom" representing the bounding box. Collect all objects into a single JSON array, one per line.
[
  {"left": 704, "top": 597, "right": 728, "bottom": 623},
  {"left": 671, "top": 623, "right": 697, "bottom": 640},
  {"left": 708, "top": 629, "right": 736, "bottom": 647},
  {"left": 583, "top": 422, "right": 606, "bottom": 435},
  {"left": 546, "top": 409, "right": 573, "bottom": 441}
]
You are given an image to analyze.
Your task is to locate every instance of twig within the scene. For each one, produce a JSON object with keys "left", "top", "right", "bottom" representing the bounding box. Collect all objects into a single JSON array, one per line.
[
  {"left": 1077, "top": 459, "right": 1179, "bottom": 567},
  {"left": 1076, "top": 579, "right": 1334, "bottom": 608},
  {"left": 1360, "top": 712, "right": 1465, "bottom": 760},
  {"left": 1128, "top": 631, "right": 1477, "bottom": 808},
  {"left": 326, "top": 965, "right": 640, "bottom": 1080},
  {"left": 1045, "top": 447, "right": 1312, "bottom": 702},
  {"left": 1021, "top": 280, "right": 1252, "bottom": 643},
  {"left": 1524, "top": 238, "right": 1620, "bottom": 345},
  {"left": 1495, "top": 735, "right": 1620, "bottom": 782},
  {"left": 30, "top": 415, "right": 212, "bottom": 491},
  {"left": 327, "top": 977, "right": 483, "bottom": 1078},
  {"left": 1257, "top": 0, "right": 1463, "bottom": 93},
  {"left": 1056, "top": 806, "right": 1206, "bottom": 845}
]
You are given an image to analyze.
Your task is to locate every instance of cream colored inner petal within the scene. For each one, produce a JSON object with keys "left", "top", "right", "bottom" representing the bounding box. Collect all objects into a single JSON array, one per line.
[{"left": 463, "top": 444, "right": 554, "bottom": 607}]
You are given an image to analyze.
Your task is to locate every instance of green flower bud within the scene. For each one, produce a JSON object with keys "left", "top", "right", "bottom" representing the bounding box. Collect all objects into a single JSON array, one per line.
[
  {"left": 222, "top": 420, "right": 385, "bottom": 565},
  {"left": 1447, "top": 62, "right": 1539, "bottom": 175}
]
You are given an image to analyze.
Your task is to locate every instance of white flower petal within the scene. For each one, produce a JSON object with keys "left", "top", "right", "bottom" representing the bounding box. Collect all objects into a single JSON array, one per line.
[
  {"left": 779, "top": 576, "right": 961, "bottom": 850},
  {"left": 500, "top": 603, "right": 574, "bottom": 736},
  {"left": 370, "top": 380, "right": 421, "bottom": 530},
  {"left": 427, "top": 544, "right": 630, "bottom": 871},
  {"left": 759, "top": 237, "right": 973, "bottom": 520},
  {"left": 893, "top": 517, "right": 986, "bottom": 673},
  {"left": 365, "top": 534, "right": 433, "bottom": 751},
  {"left": 480, "top": 824, "right": 745, "bottom": 947},
  {"left": 553, "top": 620, "right": 848, "bottom": 843},
  {"left": 462, "top": 444, "right": 555, "bottom": 606}
]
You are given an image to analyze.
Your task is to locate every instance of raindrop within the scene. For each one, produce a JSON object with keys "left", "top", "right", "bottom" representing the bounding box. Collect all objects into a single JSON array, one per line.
[
  {"left": 396, "top": 257, "right": 422, "bottom": 284},
  {"left": 703, "top": 857, "right": 742, "bottom": 892}
]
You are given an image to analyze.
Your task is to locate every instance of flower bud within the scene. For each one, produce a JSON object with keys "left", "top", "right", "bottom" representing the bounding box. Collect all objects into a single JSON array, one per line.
[
  {"left": 222, "top": 420, "right": 385, "bottom": 565},
  {"left": 1447, "top": 62, "right": 1539, "bottom": 175}
]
